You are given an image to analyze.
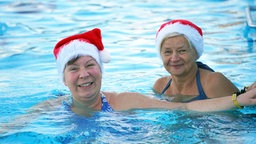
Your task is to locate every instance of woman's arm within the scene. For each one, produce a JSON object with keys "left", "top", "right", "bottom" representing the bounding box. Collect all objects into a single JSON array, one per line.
[
  {"left": 113, "top": 92, "right": 185, "bottom": 111},
  {"left": 115, "top": 88, "right": 256, "bottom": 112},
  {"left": 185, "top": 88, "right": 256, "bottom": 112}
]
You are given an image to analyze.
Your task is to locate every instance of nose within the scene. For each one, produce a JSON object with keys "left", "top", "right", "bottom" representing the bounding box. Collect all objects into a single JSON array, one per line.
[
  {"left": 170, "top": 52, "right": 180, "bottom": 62},
  {"left": 79, "top": 68, "right": 90, "bottom": 79}
]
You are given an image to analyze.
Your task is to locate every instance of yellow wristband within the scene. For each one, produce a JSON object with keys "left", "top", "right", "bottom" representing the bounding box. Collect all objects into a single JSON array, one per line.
[{"left": 232, "top": 93, "right": 244, "bottom": 109}]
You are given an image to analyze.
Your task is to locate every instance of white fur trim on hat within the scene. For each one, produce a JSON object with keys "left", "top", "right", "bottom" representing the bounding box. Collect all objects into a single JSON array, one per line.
[
  {"left": 100, "top": 49, "right": 111, "bottom": 63},
  {"left": 56, "top": 40, "right": 102, "bottom": 81},
  {"left": 156, "top": 22, "right": 204, "bottom": 59}
]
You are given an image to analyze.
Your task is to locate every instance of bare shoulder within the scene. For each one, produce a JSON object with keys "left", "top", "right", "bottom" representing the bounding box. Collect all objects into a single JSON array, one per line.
[
  {"left": 153, "top": 76, "right": 170, "bottom": 93},
  {"left": 202, "top": 70, "right": 232, "bottom": 85},
  {"left": 200, "top": 69, "right": 238, "bottom": 98},
  {"left": 105, "top": 91, "right": 146, "bottom": 103},
  {"left": 102, "top": 91, "right": 120, "bottom": 110},
  {"left": 103, "top": 91, "right": 151, "bottom": 111},
  {"left": 202, "top": 70, "right": 223, "bottom": 81}
]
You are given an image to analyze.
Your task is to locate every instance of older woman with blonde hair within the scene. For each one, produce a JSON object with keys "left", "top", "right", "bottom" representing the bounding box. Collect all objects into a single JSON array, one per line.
[{"left": 153, "top": 19, "right": 243, "bottom": 102}]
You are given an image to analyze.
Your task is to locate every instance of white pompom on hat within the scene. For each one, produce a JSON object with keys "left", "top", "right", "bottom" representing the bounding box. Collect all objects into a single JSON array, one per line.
[
  {"left": 53, "top": 28, "right": 110, "bottom": 81},
  {"left": 156, "top": 19, "right": 204, "bottom": 59}
]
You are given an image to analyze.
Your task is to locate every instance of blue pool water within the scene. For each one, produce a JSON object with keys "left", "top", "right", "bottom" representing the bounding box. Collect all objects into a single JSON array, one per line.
[{"left": 0, "top": 0, "right": 256, "bottom": 143}]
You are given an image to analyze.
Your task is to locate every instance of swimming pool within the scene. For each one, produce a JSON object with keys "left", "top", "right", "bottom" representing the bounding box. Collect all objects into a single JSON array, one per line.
[{"left": 0, "top": 0, "right": 256, "bottom": 143}]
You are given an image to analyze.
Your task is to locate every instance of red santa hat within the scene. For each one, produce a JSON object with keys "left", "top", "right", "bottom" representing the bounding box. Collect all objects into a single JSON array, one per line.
[
  {"left": 156, "top": 19, "right": 203, "bottom": 59},
  {"left": 53, "top": 28, "right": 110, "bottom": 81}
]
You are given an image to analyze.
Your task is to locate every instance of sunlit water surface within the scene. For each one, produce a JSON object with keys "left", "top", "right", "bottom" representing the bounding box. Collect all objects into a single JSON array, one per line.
[{"left": 0, "top": 0, "right": 256, "bottom": 143}]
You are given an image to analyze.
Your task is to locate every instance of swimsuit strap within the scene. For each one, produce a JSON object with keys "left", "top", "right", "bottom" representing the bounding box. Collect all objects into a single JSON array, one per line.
[
  {"left": 196, "top": 61, "right": 214, "bottom": 72},
  {"left": 101, "top": 92, "right": 114, "bottom": 112},
  {"left": 160, "top": 78, "right": 172, "bottom": 95},
  {"left": 160, "top": 61, "right": 213, "bottom": 98},
  {"left": 191, "top": 61, "right": 214, "bottom": 100},
  {"left": 193, "top": 70, "right": 208, "bottom": 100}
]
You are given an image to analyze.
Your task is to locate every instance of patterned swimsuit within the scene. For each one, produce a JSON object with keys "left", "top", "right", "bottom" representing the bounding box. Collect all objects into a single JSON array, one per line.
[
  {"left": 63, "top": 92, "right": 114, "bottom": 113},
  {"left": 101, "top": 92, "right": 114, "bottom": 112}
]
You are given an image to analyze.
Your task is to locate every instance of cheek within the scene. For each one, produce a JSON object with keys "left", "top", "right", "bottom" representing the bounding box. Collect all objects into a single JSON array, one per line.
[
  {"left": 190, "top": 48, "right": 198, "bottom": 60},
  {"left": 93, "top": 69, "right": 102, "bottom": 78},
  {"left": 64, "top": 72, "right": 77, "bottom": 85},
  {"left": 161, "top": 56, "right": 169, "bottom": 64},
  {"left": 92, "top": 69, "right": 102, "bottom": 82},
  {"left": 186, "top": 53, "right": 196, "bottom": 62},
  {"left": 63, "top": 74, "right": 70, "bottom": 86}
]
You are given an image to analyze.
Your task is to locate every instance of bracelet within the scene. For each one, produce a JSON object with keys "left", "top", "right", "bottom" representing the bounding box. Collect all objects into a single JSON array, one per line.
[{"left": 232, "top": 93, "right": 244, "bottom": 109}]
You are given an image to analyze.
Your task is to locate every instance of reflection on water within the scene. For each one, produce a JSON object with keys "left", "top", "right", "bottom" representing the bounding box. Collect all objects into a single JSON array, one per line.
[{"left": 4, "top": 1, "right": 55, "bottom": 14}]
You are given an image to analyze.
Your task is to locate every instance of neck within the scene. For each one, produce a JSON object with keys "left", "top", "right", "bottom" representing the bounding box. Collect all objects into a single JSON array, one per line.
[
  {"left": 171, "top": 64, "right": 198, "bottom": 91},
  {"left": 71, "top": 92, "right": 102, "bottom": 116}
]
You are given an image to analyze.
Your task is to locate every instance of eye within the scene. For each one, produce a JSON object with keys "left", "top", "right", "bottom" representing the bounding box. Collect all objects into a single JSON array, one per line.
[
  {"left": 178, "top": 49, "right": 187, "bottom": 54},
  {"left": 87, "top": 63, "right": 95, "bottom": 67},
  {"left": 67, "top": 66, "right": 78, "bottom": 72},
  {"left": 162, "top": 50, "right": 172, "bottom": 55},
  {"left": 86, "top": 61, "right": 97, "bottom": 67}
]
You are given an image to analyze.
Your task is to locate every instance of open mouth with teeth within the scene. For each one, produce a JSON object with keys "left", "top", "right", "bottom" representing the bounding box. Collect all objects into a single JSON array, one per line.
[{"left": 78, "top": 82, "right": 93, "bottom": 87}]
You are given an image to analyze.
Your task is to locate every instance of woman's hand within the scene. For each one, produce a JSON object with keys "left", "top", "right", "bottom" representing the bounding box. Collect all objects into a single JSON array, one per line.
[{"left": 237, "top": 88, "right": 256, "bottom": 107}]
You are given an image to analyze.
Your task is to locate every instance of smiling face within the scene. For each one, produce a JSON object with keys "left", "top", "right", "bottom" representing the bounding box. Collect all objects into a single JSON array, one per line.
[
  {"left": 63, "top": 55, "right": 102, "bottom": 104},
  {"left": 160, "top": 35, "right": 197, "bottom": 77}
]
